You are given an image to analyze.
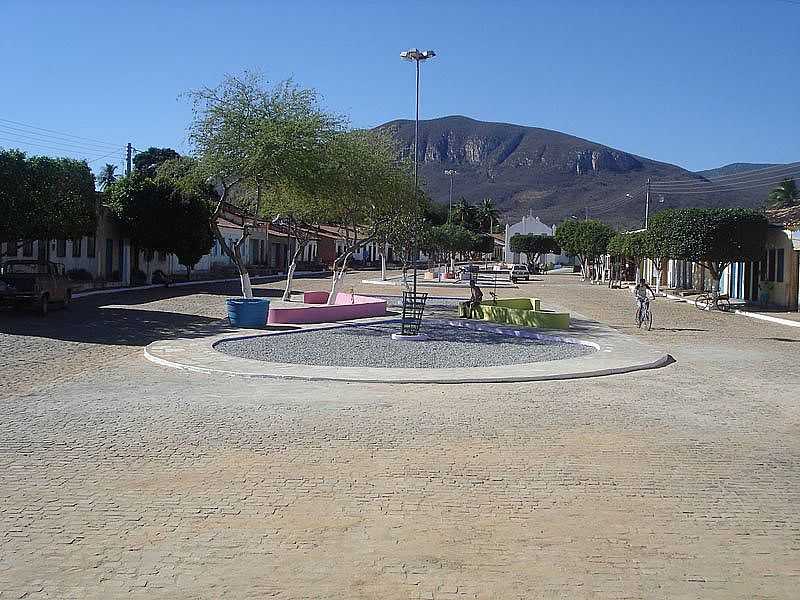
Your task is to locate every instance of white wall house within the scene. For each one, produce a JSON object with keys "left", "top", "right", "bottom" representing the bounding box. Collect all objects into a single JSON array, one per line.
[{"left": 504, "top": 211, "right": 572, "bottom": 266}]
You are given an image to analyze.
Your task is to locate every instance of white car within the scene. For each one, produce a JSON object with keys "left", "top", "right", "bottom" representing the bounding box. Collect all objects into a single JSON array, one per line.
[{"left": 510, "top": 264, "right": 530, "bottom": 282}]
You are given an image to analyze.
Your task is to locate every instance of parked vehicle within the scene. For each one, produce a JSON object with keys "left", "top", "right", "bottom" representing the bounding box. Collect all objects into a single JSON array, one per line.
[
  {"left": 0, "top": 260, "right": 73, "bottom": 315},
  {"left": 510, "top": 264, "right": 530, "bottom": 283}
]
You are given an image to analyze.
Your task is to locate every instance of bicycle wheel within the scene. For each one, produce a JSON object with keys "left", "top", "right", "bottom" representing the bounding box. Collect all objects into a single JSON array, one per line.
[
  {"left": 695, "top": 294, "right": 710, "bottom": 311},
  {"left": 717, "top": 298, "right": 731, "bottom": 312}
]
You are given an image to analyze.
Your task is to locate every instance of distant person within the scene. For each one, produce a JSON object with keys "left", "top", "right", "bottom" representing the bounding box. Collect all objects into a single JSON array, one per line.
[{"left": 469, "top": 277, "right": 483, "bottom": 318}]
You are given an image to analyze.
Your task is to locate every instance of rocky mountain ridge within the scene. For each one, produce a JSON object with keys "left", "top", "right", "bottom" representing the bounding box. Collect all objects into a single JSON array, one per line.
[{"left": 376, "top": 115, "right": 768, "bottom": 228}]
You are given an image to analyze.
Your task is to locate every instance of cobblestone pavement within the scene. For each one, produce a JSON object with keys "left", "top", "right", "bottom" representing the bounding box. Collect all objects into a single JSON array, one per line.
[{"left": 1, "top": 272, "right": 799, "bottom": 598}]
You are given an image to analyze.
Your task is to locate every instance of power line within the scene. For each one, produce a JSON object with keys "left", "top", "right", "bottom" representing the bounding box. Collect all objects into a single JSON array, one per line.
[
  {"left": 0, "top": 117, "right": 121, "bottom": 147},
  {"left": 653, "top": 179, "right": 798, "bottom": 195},
  {"left": 652, "top": 161, "right": 800, "bottom": 185},
  {"left": 0, "top": 135, "right": 125, "bottom": 158},
  {"left": 652, "top": 172, "right": 800, "bottom": 193},
  {"left": 86, "top": 149, "right": 125, "bottom": 164},
  {"left": 0, "top": 125, "right": 121, "bottom": 154}
]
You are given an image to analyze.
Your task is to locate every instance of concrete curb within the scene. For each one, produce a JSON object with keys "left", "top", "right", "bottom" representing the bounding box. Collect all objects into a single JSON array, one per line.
[
  {"left": 143, "top": 316, "right": 671, "bottom": 384},
  {"left": 733, "top": 309, "right": 800, "bottom": 328}
]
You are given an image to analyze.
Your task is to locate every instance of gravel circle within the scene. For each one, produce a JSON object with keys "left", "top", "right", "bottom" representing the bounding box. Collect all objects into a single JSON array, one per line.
[{"left": 215, "top": 320, "right": 595, "bottom": 368}]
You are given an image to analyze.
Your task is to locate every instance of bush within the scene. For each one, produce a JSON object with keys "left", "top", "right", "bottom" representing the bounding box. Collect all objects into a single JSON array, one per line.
[
  {"left": 132, "top": 269, "right": 147, "bottom": 285},
  {"left": 66, "top": 268, "right": 93, "bottom": 282}
]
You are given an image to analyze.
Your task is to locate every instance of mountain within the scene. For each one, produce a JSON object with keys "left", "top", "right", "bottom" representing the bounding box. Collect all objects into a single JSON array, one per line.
[
  {"left": 376, "top": 115, "right": 769, "bottom": 228},
  {"left": 696, "top": 162, "right": 781, "bottom": 178}
]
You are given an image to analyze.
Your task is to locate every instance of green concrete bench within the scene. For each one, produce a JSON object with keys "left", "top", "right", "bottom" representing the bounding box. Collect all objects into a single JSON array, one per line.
[{"left": 458, "top": 297, "right": 570, "bottom": 329}]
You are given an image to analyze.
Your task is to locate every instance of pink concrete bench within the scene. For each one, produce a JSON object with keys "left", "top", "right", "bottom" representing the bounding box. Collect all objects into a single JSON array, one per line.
[{"left": 267, "top": 291, "right": 387, "bottom": 324}]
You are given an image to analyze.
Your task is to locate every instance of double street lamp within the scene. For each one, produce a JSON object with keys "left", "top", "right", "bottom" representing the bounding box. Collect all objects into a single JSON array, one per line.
[{"left": 400, "top": 48, "right": 436, "bottom": 296}]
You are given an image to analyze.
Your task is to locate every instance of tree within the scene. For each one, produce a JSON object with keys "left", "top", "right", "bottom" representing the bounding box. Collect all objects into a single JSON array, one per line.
[
  {"left": 133, "top": 147, "right": 181, "bottom": 178},
  {"left": 96, "top": 163, "right": 118, "bottom": 191},
  {"left": 107, "top": 170, "right": 214, "bottom": 280},
  {"left": 472, "top": 234, "right": 495, "bottom": 256},
  {"left": 0, "top": 149, "right": 97, "bottom": 249},
  {"left": 317, "top": 129, "right": 416, "bottom": 303},
  {"left": 451, "top": 197, "right": 478, "bottom": 230},
  {"left": 555, "top": 219, "right": 614, "bottom": 280},
  {"left": 476, "top": 198, "right": 500, "bottom": 233},
  {"left": 509, "top": 233, "right": 560, "bottom": 264},
  {"left": 187, "top": 72, "right": 343, "bottom": 298},
  {"left": 648, "top": 208, "right": 768, "bottom": 307},
  {"left": 424, "top": 223, "right": 477, "bottom": 273},
  {"left": 156, "top": 158, "right": 215, "bottom": 279},
  {"left": 767, "top": 178, "right": 799, "bottom": 209}
]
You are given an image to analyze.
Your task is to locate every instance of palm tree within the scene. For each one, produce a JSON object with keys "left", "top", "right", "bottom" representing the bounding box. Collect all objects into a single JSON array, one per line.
[
  {"left": 767, "top": 178, "right": 799, "bottom": 209},
  {"left": 476, "top": 198, "right": 500, "bottom": 233},
  {"left": 97, "top": 163, "right": 118, "bottom": 191},
  {"left": 451, "top": 197, "right": 476, "bottom": 228}
]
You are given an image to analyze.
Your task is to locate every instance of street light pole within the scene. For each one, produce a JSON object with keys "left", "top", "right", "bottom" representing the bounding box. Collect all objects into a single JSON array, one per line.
[
  {"left": 645, "top": 177, "right": 651, "bottom": 230},
  {"left": 401, "top": 48, "right": 436, "bottom": 297},
  {"left": 444, "top": 169, "right": 458, "bottom": 220}
]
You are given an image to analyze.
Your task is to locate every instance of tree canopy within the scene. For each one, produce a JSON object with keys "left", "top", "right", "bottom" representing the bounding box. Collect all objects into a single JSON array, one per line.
[
  {"left": 648, "top": 207, "right": 769, "bottom": 285},
  {"left": 0, "top": 149, "right": 97, "bottom": 246},
  {"left": 107, "top": 169, "right": 214, "bottom": 273},
  {"left": 509, "top": 233, "right": 560, "bottom": 261},
  {"left": 555, "top": 219, "right": 614, "bottom": 263},
  {"left": 133, "top": 147, "right": 181, "bottom": 178}
]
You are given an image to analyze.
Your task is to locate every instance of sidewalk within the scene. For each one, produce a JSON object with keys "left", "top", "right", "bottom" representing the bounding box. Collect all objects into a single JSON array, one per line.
[{"left": 662, "top": 291, "right": 800, "bottom": 329}]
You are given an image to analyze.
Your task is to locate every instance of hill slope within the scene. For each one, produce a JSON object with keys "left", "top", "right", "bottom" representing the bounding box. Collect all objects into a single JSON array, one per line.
[
  {"left": 376, "top": 116, "right": 769, "bottom": 228},
  {"left": 696, "top": 162, "right": 781, "bottom": 178}
]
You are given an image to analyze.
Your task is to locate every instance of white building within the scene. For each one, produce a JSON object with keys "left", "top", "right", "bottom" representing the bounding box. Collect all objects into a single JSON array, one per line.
[{"left": 504, "top": 210, "right": 572, "bottom": 266}]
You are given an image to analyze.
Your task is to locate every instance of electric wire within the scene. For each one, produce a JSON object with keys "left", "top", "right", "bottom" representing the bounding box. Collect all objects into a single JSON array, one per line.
[
  {"left": 0, "top": 125, "right": 121, "bottom": 153},
  {"left": 0, "top": 117, "right": 120, "bottom": 147},
  {"left": 651, "top": 161, "right": 800, "bottom": 184}
]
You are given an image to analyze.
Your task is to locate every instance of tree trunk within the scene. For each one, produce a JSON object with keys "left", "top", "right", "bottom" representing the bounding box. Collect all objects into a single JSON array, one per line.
[
  {"left": 282, "top": 241, "right": 305, "bottom": 301},
  {"left": 380, "top": 251, "right": 387, "bottom": 281},
  {"left": 328, "top": 251, "right": 353, "bottom": 305},
  {"left": 186, "top": 266, "right": 191, "bottom": 281}
]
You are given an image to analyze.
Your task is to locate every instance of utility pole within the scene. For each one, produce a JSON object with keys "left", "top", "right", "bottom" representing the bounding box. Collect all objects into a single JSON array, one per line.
[
  {"left": 645, "top": 177, "right": 651, "bottom": 230},
  {"left": 126, "top": 143, "right": 132, "bottom": 176}
]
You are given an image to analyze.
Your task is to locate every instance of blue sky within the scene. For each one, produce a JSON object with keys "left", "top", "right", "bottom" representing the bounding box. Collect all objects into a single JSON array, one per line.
[{"left": 1, "top": 0, "right": 798, "bottom": 175}]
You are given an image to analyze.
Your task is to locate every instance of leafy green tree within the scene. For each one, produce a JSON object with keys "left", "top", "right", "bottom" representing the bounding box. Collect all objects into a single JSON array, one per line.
[
  {"left": 188, "top": 72, "right": 342, "bottom": 298},
  {"left": 107, "top": 172, "right": 214, "bottom": 279},
  {"left": 767, "top": 178, "right": 799, "bottom": 209},
  {"left": 133, "top": 147, "right": 181, "bottom": 178},
  {"left": 0, "top": 149, "right": 97, "bottom": 250},
  {"left": 509, "top": 233, "right": 560, "bottom": 264},
  {"left": 424, "top": 223, "right": 476, "bottom": 273},
  {"left": 96, "top": 163, "right": 118, "bottom": 191},
  {"left": 648, "top": 208, "right": 768, "bottom": 306},
  {"left": 555, "top": 219, "right": 614, "bottom": 279},
  {"left": 313, "top": 129, "right": 414, "bottom": 303},
  {"left": 472, "top": 234, "right": 495, "bottom": 256},
  {"left": 476, "top": 198, "right": 500, "bottom": 233}
]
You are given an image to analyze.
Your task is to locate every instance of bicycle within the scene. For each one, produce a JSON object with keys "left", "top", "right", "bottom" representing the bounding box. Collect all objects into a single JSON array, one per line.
[
  {"left": 694, "top": 292, "right": 731, "bottom": 312},
  {"left": 635, "top": 298, "right": 653, "bottom": 331}
]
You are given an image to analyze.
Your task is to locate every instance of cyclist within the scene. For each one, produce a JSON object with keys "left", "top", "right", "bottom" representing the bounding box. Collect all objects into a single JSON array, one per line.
[{"left": 633, "top": 278, "right": 655, "bottom": 322}]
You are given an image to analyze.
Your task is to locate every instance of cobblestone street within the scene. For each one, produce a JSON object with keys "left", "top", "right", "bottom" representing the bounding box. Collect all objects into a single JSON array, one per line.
[{"left": 1, "top": 273, "right": 799, "bottom": 599}]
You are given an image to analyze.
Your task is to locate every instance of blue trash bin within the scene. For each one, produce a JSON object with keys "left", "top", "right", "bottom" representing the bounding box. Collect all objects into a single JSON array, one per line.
[{"left": 226, "top": 298, "right": 270, "bottom": 328}]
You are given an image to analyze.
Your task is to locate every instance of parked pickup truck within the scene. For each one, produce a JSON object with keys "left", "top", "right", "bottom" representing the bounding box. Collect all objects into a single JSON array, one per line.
[{"left": 0, "top": 260, "right": 73, "bottom": 315}]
